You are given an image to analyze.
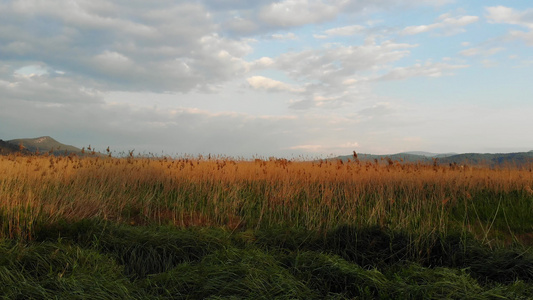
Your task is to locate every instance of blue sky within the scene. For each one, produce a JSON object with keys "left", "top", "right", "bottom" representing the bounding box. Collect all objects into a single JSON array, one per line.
[{"left": 0, "top": 0, "right": 532, "bottom": 157}]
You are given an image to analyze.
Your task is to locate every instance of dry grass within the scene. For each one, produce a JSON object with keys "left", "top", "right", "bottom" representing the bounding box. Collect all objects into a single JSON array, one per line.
[{"left": 1, "top": 153, "right": 532, "bottom": 244}]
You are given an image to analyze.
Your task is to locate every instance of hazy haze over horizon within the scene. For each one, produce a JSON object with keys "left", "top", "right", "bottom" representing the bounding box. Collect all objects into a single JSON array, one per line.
[{"left": 1, "top": 0, "right": 532, "bottom": 158}]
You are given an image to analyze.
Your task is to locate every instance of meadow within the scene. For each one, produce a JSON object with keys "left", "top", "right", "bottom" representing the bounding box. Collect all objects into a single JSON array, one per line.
[{"left": 0, "top": 153, "right": 532, "bottom": 299}]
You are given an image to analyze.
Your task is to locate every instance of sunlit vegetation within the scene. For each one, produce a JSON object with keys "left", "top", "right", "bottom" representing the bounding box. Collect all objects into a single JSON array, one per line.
[{"left": 1, "top": 152, "right": 532, "bottom": 298}]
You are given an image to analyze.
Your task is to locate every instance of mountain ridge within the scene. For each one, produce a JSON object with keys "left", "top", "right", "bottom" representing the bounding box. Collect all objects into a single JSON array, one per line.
[
  {"left": 8, "top": 136, "right": 82, "bottom": 154},
  {"left": 1, "top": 136, "right": 532, "bottom": 167},
  {"left": 337, "top": 150, "right": 533, "bottom": 168},
  {"left": 3, "top": 136, "right": 93, "bottom": 156}
]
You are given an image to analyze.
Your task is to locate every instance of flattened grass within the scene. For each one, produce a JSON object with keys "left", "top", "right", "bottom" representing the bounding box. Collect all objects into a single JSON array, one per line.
[
  {"left": 0, "top": 240, "right": 143, "bottom": 299},
  {"left": 1, "top": 220, "right": 526, "bottom": 299}
]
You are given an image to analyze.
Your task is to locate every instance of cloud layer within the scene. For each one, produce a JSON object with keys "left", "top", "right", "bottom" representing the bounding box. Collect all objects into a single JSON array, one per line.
[{"left": 1, "top": 1, "right": 532, "bottom": 156}]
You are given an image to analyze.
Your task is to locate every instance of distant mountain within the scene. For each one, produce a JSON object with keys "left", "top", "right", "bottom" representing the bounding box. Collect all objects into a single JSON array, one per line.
[
  {"left": 6, "top": 136, "right": 86, "bottom": 156},
  {"left": 344, "top": 153, "right": 434, "bottom": 164},
  {"left": 337, "top": 151, "right": 533, "bottom": 168},
  {"left": 438, "top": 152, "right": 533, "bottom": 168}
]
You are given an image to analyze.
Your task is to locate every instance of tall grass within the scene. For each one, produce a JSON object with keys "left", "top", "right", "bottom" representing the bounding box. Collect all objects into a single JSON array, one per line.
[
  {"left": 1, "top": 153, "right": 532, "bottom": 298},
  {"left": 0, "top": 153, "right": 532, "bottom": 248}
]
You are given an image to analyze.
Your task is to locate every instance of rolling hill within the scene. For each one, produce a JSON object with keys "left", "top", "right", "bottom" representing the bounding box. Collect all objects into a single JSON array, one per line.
[
  {"left": 2, "top": 136, "right": 532, "bottom": 168},
  {"left": 337, "top": 151, "right": 533, "bottom": 168},
  {"left": 4, "top": 136, "right": 87, "bottom": 156}
]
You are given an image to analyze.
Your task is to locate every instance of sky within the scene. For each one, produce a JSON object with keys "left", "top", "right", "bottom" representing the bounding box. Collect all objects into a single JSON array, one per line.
[{"left": 1, "top": 0, "right": 532, "bottom": 158}]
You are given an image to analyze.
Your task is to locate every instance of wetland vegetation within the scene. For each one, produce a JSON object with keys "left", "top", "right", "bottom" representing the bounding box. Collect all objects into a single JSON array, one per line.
[{"left": 1, "top": 153, "right": 532, "bottom": 299}]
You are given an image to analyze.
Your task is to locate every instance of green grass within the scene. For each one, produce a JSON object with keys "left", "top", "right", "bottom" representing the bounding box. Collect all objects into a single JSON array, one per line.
[
  {"left": 0, "top": 219, "right": 531, "bottom": 299},
  {"left": 0, "top": 239, "right": 142, "bottom": 299}
]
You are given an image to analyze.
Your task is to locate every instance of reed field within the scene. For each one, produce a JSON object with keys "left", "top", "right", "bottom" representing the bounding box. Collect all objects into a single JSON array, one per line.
[{"left": 1, "top": 153, "right": 532, "bottom": 299}]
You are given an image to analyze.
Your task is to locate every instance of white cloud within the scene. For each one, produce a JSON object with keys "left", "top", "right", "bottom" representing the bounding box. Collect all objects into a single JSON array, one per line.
[
  {"left": 272, "top": 40, "right": 416, "bottom": 83},
  {"left": 401, "top": 14, "right": 479, "bottom": 36},
  {"left": 223, "top": 17, "right": 260, "bottom": 35},
  {"left": 92, "top": 51, "right": 137, "bottom": 75},
  {"left": 508, "top": 30, "right": 533, "bottom": 46},
  {"left": 342, "top": 78, "right": 358, "bottom": 85},
  {"left": 246, "top": 57, "right": 275, "bottom": 71},
  {"left": 402, "top": 25, "right": 432, "bottom": 35},
  {"left": 0, "top": 0, "right": 478, "bottom": 101},
  {"left": 2, "top": 0, "right": 528, "bottom": 158},
  {"left": 486, "top": 6, "right": 533, "bottom": 46},
  {"left": 332, "top": 0, "right": 454, "bottom": 15},
  {"left": 313, "top": 34, "right": 328, "bottom": 39},
  {"left": 12, "top": 0, "right": 156, "bottom": 37},
  {"left": 271, "top": 32, "right": 297, "bottom": 40},
  {"left": 357, "top": 103, "right": 394, "bottom": 117},
  {"left": 246, "top": 40, "right": 418, "bottom": 109},
  {"left": 337, "top": 142, "right": 360, "bottom": 148},
  {"left": 485, "top": 6, "right": 533, "bottom": 28},
  {"left": 288, "top": 141, "right": 360, "bottom": 154},
  {"left": 247, "top": 76, "right": 304, "bottom": 93},
  {"left": 288, "top": 144, "right": 324, "bottom": 151},
  {"left": 259, "top": 0, "right": 339, "bottom": 27},
  {"left": 323, "top": 25, "right": 366, "bottom": 36},
  {"left": 248, "top": 39, "right": 465, "bottom": 110},
  {"left": 378, "top": 61, "right": 469, "bottom": 80},
  {"left": 0, "top": 70, "right": 102, "bottom": 105},
  {"left": 0, "top": 2, "right": 252, "bottom": 93}
]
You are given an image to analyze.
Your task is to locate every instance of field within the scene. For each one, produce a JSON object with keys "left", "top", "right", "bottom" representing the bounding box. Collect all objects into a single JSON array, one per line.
[{"left": 1, "top": 153, "right": 532, "bottom": 299}]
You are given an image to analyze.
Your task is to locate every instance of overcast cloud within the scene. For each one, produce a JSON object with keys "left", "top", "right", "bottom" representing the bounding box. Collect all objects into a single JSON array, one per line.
[{"left": 1, "top": 0, "right": 532, "bottom": 157}]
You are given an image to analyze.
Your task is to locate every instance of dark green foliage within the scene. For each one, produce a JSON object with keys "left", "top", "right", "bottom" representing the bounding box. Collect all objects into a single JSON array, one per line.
[
  {"left": 253, "top": 226, "right": 319, "bottom": 252},
  {"left": 253, "top": 225, "right": 412, "bottom": 267},
  {"left": 0, "top": 240, "right": 144, "bottom": 299},
  {"left": 416, "top": 232, "right": 533, "bottom": 284},
  {"left": 35, "top": 219, "right": 230, "bottom": 278},
  {"left": 284, "top": 251, "right": 533, "bottom": 299},
  {"left": 387, "top": 264, "right": 492, "bottom": 299},
  {"left": 456, "top": 247, "right": 533, "bottom": 284},
  {"left": 93, "top": 224, "right": 230, "bottom": 278},
  {"left": 284, "top": 251, "right": 387, "bottom": 298},
  {"left": 254, "top": 225, "right": 533, "bottom": 285},
  {"left": 3, "top": 220, "right": 533, "bottom": 299},
  {"left": 321, "top": 225, "right": 411, "bottom": 268},
  {"left": 144, "top": 248, "right": 316, "bottom": 299}
]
